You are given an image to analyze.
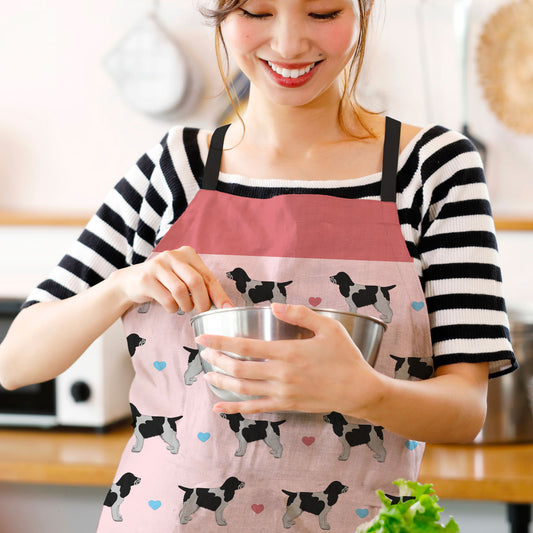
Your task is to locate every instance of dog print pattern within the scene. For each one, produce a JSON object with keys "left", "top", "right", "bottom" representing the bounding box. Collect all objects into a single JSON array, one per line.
[
  {"left": 226, "top": 267, "right": 293, "bottom": 306},
  {"left": 179, "top": 476, "right": 245, "bottom": 526},
  {"left": 183, "top": 346, "right": 203, "bottom": 385},
  {"left": 389, "top": 355, "right": 435, "bottom": 380},
  {"left": 130, "top": 403, "right": 183, "bottom": 454},
  {"left": 106, "top": 260, "right": 430, "bottom": 530},
  {"left": 281, "top": 481, "right": 349, "bottom": 530},
  {"left": 103, "top": 472, "right": 141, "bottom": 522},
  {"left": 126, "top": 333, "right": 146, "bottom": 357},
  {"left": 220, "top": 413, "right": 286, "bottom": 458},
  {"left": 329, "top": 271, "right": 396, "bottom": 323},
  {"left": 323, "top": 412, "right": 386, "bottom": 462}
]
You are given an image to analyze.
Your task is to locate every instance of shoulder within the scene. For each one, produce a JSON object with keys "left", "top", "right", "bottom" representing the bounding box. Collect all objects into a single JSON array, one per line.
[
  {"left": 397, "top": 123, "right": 485, "bottom": 186},
  {"left": 162, "top": 125, "right": 211, "bottom": 181},
  {"left": 401, "top": 122, "right": 482, "bottom": 161}
]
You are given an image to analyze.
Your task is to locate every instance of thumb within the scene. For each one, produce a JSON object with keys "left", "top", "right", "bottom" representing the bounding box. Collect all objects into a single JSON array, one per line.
[
  {"left": 206, "top": 277, "right": 234, "bottom": 309},
  {"left": 271, "top": 303, "right": 323, "bottom": 333}
]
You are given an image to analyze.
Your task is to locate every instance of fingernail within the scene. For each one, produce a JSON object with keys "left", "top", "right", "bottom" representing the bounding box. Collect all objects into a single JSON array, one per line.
[
  {"left": 222, "top": 302, "right": 233, "bottom": 309},
  {"left": 213, "top": 405, "right": 226, "bottom": 413}
]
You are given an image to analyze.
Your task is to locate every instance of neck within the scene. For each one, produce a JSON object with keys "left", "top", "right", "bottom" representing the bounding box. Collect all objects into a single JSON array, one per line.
[{"left": 235, "top": 85, "right": 365, "bottom": 154}]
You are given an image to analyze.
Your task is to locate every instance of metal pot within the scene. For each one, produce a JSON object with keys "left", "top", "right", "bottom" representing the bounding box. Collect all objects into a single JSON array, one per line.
[
  {"left": 191, "top": 306, "right": 386, "bottom": 402},
  {"left": 475, "top": 307, "right": 533, "bottom": 443}
]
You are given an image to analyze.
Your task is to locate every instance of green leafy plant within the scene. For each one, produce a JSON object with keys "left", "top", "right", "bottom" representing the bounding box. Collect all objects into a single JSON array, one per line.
[{"left": 356, "top": 479, "right": 460, "bottom": 533}]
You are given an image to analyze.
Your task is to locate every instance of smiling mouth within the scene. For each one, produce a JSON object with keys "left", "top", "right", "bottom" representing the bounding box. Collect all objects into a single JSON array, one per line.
[{"left": 266, "top": 60, "right": 319, "bottom": 79}]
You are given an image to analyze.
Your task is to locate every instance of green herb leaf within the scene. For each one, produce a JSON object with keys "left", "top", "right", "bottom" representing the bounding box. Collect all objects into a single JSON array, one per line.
[{"left": 356, "top": 479, "right": 460, "bottom": 533}]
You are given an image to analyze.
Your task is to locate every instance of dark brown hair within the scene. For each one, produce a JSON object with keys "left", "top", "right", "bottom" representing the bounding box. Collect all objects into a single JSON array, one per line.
[{"left": 201, "top": 0, "right": 376, "bottom": 137}]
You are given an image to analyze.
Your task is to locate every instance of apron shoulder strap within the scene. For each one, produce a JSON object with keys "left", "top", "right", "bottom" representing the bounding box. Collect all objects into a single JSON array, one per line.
[
  {"left": 202, "top": 124, "right": 231, "bottom": 190},
  {"left": 380, "top": 116, "right": 402, "bottom": 202}
]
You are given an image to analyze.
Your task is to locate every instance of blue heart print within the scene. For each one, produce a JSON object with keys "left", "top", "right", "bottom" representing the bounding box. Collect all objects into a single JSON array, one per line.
[
  {"left": 411, "top": 301, "right": 425, "bottom": 311},
  {"left": 405, "top": 440, "right": 419, "bottom": 450},
  {"left": 149, "top": 500, "right": 161, "bottom": 510},
  {"left": 197, "top": 432, "right": 211, "bottom": 442},
  {"left": 356, "top": 508, "right": 369, "bottom": 519},
  {"left": 153, "top": 361, "right": 166, "bottom": 371}
]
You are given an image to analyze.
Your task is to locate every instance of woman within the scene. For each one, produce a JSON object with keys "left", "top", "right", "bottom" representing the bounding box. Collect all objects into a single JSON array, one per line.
[{"left": 0, "top": 0, "right": 516, "bottom": 530}]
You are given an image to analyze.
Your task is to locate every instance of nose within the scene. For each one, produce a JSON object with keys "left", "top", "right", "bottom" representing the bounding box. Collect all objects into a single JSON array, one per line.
[{"left": 270, "top": 16, "right": 311, "bottom": 59}]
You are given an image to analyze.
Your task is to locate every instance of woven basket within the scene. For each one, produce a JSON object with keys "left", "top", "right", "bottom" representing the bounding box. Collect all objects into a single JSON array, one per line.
[{"left": 477, "top": 0, "right": 533, "bottom": 135}]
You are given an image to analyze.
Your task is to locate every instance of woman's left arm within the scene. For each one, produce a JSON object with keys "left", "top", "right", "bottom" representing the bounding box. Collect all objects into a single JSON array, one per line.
[{"left": 198, "top": 303, "right": 489, "bottom": 443}]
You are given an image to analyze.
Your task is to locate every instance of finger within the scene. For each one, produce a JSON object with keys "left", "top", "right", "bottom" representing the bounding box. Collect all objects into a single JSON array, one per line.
[
  {"left": 146, "top": 278, "right": 181, "bottom": 314},
  {"left": 204, "top": 371, "right": 273, "bottom": 398},
  {"left": 201, "top": 348, "right": 276, "bottom": 381},
  {"left": 185, "top": 253, "right": 234, "bottom": 310},
  {"left": 212, "top": 396, "right": 280, "bottom": 415},
  {"left": 271, "top": 303, "right": 325, "bottom": 334},
  {"left": 156, "top": 267, "right": 195, "bottom": 313},
  {"left": 196, "top": 335, "right": 290, "bottom": 361},
  {"left": 169, "top": 261, "right": 211, "bottom": 313}
]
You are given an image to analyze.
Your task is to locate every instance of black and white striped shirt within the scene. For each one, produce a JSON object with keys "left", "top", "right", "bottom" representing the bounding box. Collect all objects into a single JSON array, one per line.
[{"left": 25, "top": 124, "right": 516, "bottom": 378}]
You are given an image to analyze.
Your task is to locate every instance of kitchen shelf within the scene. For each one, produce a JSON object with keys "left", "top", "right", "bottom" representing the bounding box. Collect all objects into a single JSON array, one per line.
[{"left": 1, "top": 211, "right": 532, "bottom": 231}]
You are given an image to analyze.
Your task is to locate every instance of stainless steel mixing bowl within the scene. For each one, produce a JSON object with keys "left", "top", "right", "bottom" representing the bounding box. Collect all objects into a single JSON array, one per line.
[{"left": 191, "top": 306, "right": 386, "bottom": 402}]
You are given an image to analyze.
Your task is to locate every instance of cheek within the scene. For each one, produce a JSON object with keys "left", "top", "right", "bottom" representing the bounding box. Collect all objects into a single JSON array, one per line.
[
  {"left": 320, "top": 22, "right": 359, "bottom": 57},
  {"left": 223, "top": 18, "right": 261, "bottom": 54}
]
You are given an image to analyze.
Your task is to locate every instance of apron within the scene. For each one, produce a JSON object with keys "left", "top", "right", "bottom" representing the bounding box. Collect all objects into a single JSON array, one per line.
[{"left": 97, "top": 117, "right": 434, "bottom": 532}]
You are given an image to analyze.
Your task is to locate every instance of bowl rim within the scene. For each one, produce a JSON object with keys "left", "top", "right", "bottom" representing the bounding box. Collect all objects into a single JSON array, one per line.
[{"left": 190, "top": 305, "right": 387, "bottom": 330}]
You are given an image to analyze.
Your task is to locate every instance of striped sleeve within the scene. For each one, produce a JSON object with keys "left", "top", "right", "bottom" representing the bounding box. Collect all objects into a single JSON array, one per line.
[
  {"left": 403, "top": 128, "right": 516, "bottom": 377},
  {"left": 23, "top": 126, "right": 203, "bottom": 308}
]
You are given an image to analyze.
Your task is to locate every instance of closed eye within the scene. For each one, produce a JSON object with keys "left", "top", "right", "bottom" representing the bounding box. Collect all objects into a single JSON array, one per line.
[
  {"left": 239, "top": 8, "right": 272, "bottom": 19},
  {"left": 309, "top": 10, "right": 342, "bottom": 20}
]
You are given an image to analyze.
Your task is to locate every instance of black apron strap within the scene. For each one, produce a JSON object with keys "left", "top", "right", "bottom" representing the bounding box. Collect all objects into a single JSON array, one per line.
[
  {"left": 202, "top": 124, "right": 231, "bottom": 190},
  {"left": 380, "top": 116, "right": 402, "bottom": 202}
]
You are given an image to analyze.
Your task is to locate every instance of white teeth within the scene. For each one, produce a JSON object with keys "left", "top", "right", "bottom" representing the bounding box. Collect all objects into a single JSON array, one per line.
[{"left": 267, "top": 61, "right": 315, "bottom": 78}]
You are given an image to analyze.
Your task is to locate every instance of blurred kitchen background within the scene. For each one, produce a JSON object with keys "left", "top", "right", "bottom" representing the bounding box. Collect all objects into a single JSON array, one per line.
[{"left": 0, "top": 0, "right": 532, "bottom": 531}]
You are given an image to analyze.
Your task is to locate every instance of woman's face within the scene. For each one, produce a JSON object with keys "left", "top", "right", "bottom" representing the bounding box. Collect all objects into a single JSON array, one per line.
[{"left": 222, "top": 0, "right": 359, "bottom": 108}]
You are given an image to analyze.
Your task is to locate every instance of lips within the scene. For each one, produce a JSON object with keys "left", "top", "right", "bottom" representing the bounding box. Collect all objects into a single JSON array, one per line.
[{"left": 261, "top": 59, "right": 322, "bottom": 88}]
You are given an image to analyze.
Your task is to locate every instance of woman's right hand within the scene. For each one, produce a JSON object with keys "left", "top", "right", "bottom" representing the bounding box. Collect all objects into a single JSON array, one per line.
[{"left": 111, "top": 246, "right": 233, "bottom": 314}]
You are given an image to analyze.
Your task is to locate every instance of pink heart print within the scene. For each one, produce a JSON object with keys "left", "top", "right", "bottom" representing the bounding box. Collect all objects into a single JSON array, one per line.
[
  {"left": 302, "top": 436, "right": 315, "bottom": 446},
  {"left": 308, "top": 297, "right": 322, "bottom": 307},
  {"left": 252, "top": 504, "right": 264, "bottom": 514}
]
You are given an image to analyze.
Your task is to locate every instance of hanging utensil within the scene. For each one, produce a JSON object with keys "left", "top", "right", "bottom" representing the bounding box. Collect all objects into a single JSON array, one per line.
[{"left": 103, "top": 0, "right": 202, "bottom": 117}]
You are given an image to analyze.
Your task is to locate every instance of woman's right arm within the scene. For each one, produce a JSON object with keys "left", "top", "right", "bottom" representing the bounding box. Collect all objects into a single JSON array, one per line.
[
  {"left": 0, "top": 127, "right": 232, "bottom": 390},
  {"left": 0, "top": 246, "right": 232, "bottom": 390}
]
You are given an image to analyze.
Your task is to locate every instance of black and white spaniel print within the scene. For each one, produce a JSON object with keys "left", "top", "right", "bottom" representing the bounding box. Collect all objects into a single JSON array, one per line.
[
  {"left": 226, "top": 267, "right": 293, "bottom": 306},
  {"left": 323, "top": 412, "right": 386, "bottom": 462},
  {"left": 183, "top": 346, "right": 203, "bottom": 385},
  {"left": 126, "top": 333, "right": 146, "bottom": 357},
  {"left": 130, "top": 403, "right": 183, "bottom": 454},
  {"left": 389, "top": 355, "right": 435, "bottom": 380},
  {"left": 220, "top": 413, "right": 286, "bottom": 458},
  {"left": 384, "top": 493, "right": 416, "bottom": 505},
  {"left": 137, "top": 301, "right": 151, "bottom": 314},
  {"left": 103, "top": 472, "right": 141, "bottom": 522},
  {"left": 178, "top": 476, "right": 245, "bottom": 526},
  {"left": 329, "top": 272, "right": 396, "bottom": 323},
  {"left": 281, "top": 481, "right": 349, "bottom": 530}
]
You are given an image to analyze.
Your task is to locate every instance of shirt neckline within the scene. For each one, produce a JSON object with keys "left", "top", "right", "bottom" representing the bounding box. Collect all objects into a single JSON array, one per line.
[{"left": 200, "top": 123, "right": 436, "bottom": 188}]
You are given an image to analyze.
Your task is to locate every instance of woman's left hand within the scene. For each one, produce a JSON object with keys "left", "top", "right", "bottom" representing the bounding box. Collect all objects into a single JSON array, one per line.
[{"left": 196, "top": 303, "right": 381, "bottom": 415}]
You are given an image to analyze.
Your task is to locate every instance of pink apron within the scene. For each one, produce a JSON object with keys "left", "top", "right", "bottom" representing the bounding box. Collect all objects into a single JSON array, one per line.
[{"left": 97, "top": 118, "right": 434, "bottom": 532}]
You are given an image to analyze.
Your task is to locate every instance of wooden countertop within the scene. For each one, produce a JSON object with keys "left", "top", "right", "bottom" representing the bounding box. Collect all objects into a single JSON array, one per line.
[{"left": 0, "top": 423, "right": 532, "bottom": 503}]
